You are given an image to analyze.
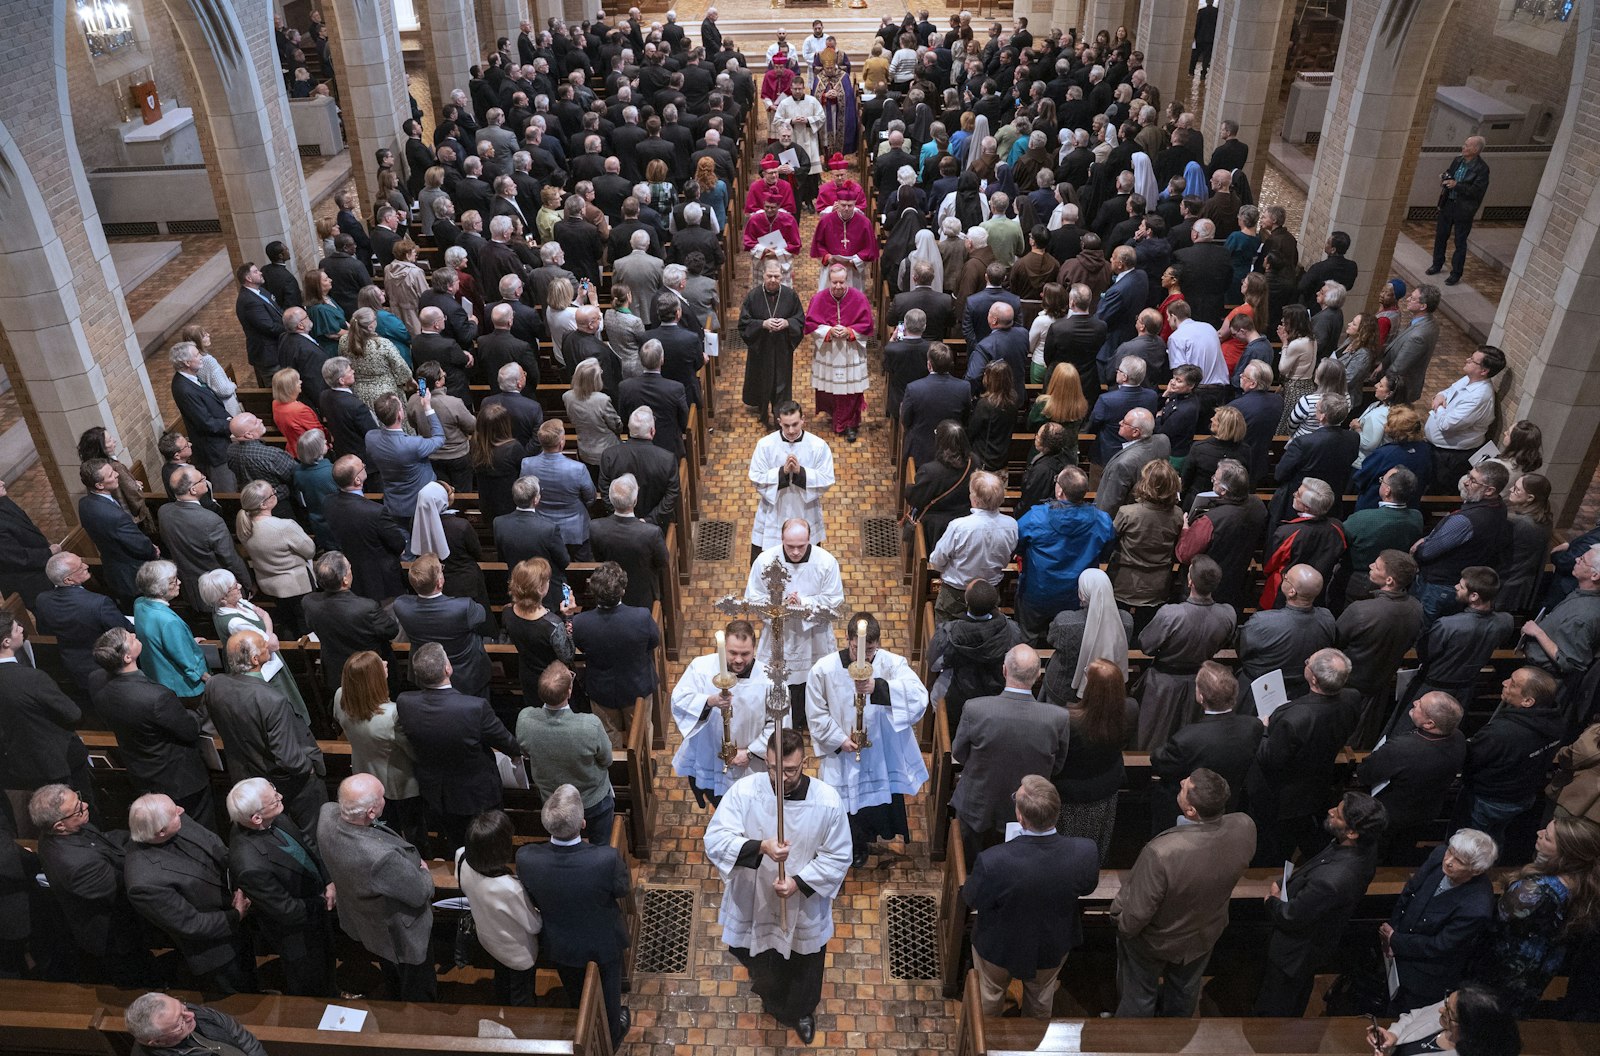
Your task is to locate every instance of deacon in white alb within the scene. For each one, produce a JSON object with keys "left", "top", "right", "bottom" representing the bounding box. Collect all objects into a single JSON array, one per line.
[
  {"left": 805, "top": 611, "right": 930, "bottom": 868},
  {"left": 748, "top": 400, "right": 834, "bottom": 563},
  {"left": 746, "top": 519, "right": 845, "bottom": 731},
  {"left": 704, "top": 727, "right": 851, "bottom": 1045},
  {"left": 671, "top": 619, "right": 786, "bottom": 807}
]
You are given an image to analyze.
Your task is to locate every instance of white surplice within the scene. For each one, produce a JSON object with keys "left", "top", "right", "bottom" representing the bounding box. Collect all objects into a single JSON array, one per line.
[
  {"left": 748, "top": 428, "right": 834, "bottom": 549},
  {"left": 704, "top": 770, "right": 852, "bottom": 957},
  {"left": 670, "top": 653, "right": 788, "bottom": 797},
  {"left": 773, "top": 95, "right": 825, "bottom": 174},
  {"left": 745, "top": 544, "right": 845, "bottom": 687},
  {"left": 805, "top": 648, "right": 930, "bottom": 813}
]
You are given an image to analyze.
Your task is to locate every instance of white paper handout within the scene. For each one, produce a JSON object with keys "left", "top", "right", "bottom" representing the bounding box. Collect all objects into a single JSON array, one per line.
[
  {"left": 778, "top": 148, "right": 800, "bottom": 168},
  {"left": 754, "top": 229, "right": 789, "bottom": 252},
  {"left": 1469, "top": 440, "right": 1501, "bottom": 466},
  {"left": 1280, "top": 860, "right": 1294, "bottom": 903},
  {"left": 704, "top": 332, "right": 720, "bottom": 358},
  {"left": 1252, "top": 669, "right": 1290, "bottom": 723},
  {"left": 317, "top": 1005, "right": 368, "bottom": 1032},
  {"left": 495, "top": 749, "right": 529, "bottom": 790}
]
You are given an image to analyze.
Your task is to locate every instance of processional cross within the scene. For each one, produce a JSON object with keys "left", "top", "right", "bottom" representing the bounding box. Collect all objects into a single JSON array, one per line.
[{"left": 716, "top": 559, "right": 846, "bottom": 924}]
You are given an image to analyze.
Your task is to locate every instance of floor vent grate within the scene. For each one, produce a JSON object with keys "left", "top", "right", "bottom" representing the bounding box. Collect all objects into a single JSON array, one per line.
[
  {"left": 634, "top": 887, "right": 696, "bottom": 975},
  {"left": 695, "top": 519, "right": 735, "bottom": 562},
  {"left": 884, "top": 893, "right": 941, "bottom": 981},
  {"left": 863, "top": 517, "right": 902, "bottom": 558}
]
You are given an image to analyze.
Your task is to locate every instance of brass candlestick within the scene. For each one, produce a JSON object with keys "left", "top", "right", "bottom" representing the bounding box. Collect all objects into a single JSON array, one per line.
[
  {"left": 847, "top": 658, "right": 874, "bottom": 761},
  {"left": 712, "top": 671, "right": 739, "bottom": 772}
]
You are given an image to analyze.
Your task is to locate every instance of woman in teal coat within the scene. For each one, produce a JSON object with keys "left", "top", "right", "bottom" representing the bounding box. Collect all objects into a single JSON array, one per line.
[{"left": 133, "top": 560, "right": 209, "bottom": 701}]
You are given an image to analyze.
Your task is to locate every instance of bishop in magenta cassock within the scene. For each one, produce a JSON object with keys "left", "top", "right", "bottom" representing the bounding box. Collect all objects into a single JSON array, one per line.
[
  {"left": 808, "top": 196, "right": 877, "bottom": 292},
  {"left": 815, "top": 153, "right": 868, "bottom": 213},
  {"left": 745, "top": 157, "right": 798, "bottom": 218},
  {"left": 805, "top": 265, "right": 874, "bottom": 441},
  {"left": 743, "top": 191, "right": 802, "bottom": 286}
]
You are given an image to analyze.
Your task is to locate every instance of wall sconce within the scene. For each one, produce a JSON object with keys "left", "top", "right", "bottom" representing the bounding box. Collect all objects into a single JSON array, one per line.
[{"left": 79, "top": 1, "right": 137, "bottom": 58}]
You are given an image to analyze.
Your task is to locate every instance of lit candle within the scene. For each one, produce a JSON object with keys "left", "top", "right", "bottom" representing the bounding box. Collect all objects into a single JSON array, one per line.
[
  {"left": 716, "top": 630, "right": 728, "bottom": 676},
  {"left": 856, "top": 619, "right": 866, "bottom": 663}
]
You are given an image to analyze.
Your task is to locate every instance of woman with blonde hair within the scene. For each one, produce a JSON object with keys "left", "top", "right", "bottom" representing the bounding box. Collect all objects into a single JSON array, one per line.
[
  {"left": 536, "top": 184, "right": 563, "bottom": 242},
  {"left": 339, "top": 306, "right": 412, "bottom": 417},
  {"left": 1026, "top": 361, "right": 1089, "bottom": 463},
  {"left": 1111, "top": 459, "right": 1184, "bottom": 629},
  {"left": 417, "top": 166, "right": 448, "bottom": 232},
  {"left": 334, "top": 650, "right": 426, "bottom": 848},
  {"left": 1352, "top": 404, "right": 1434, "bottom": 509},
  {"left": 314, "top": 215, "right": 337, "bottom": 258},
  {"left": 564, "top": 358, "right": 624, "bottom": 479},
  {"left": 1181, "top": 404, "right": 1250, "bottom": 506},
  {"left": 270, "top": 368, "right": 322, "bottom": 454},
  {"left": 234, "top": 478, "right": 315, "bottom": 638},
  {"left": 177, "top": 323, "right": 240, "bottom": 414},
  {"left": 545, "top": 277, "right": 579, "bottom": 368}
]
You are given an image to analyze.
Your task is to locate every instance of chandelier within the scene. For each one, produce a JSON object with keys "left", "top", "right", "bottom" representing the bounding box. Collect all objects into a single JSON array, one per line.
[{"left": 79, "top": 1, "right": 137, "bottom": 58}]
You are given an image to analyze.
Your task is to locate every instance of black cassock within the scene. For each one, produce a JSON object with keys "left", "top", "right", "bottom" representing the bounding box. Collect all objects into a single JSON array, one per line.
[{"left": 738, "top": 282, "right": 806, "bottom": 420}]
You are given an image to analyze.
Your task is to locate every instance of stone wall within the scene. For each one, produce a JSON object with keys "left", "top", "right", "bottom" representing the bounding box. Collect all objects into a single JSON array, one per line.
[
  {"left": 1437, "top": 0, "right": 1578, "bottom": 142},
  {"left": 65, "top": 8, "right": 191, "bottom": 172}
]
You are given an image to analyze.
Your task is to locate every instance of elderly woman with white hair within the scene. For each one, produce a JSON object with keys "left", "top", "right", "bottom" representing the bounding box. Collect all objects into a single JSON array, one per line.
[
  {"left": 200, "top": 567, "right": 312, "bottom": 730},
  {"left": 936, "top": 215, "right": 969, "bottom": 294},
  {"left": 132, "top": 559, "right": 210, "bottom": 704},
  {"left": 1380, "top": 827, "right": 1499, "bottom": 1013}
]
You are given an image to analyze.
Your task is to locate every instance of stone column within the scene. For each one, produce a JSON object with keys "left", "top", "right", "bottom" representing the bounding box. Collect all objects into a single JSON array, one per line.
[
  {"left": 1134, "top": 0, "right": 1196, "bottom": 105},
  {"left": 1489, "top": 5, "right": 1600, "bottom": 524},
  {"left": 160, "top": 0, "right": 319, "bottom": 271},
  {"left": 415, "top": 0, "right": 481, "bottom": 112},
  {"left": 1299, "top": 0, "right": 1460, "bottom": 311},
  {"left": 322, "top": 0, "right": 410, "bottom": 205},
  {"left": 1084, "top": 0, "right": 1138, "bottom": 39},
  {"left": 478, "top": 0, "right": 526, "bottom": 58},
  {"left": 1200, "top": 0, "right": 1294, "bottom": 193},
  {"left": 0, "top": 2, "right": 163, "bottom": 514}
]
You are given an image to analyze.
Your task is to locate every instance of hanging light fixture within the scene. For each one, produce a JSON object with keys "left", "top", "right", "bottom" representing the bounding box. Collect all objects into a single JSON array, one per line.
[{"left": 78, "top": 1, "right": 137, "bottom": 58}]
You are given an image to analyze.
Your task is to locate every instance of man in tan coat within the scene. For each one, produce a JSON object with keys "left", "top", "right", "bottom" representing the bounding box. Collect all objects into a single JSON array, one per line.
[{"left": 1110, "top": 768, "right": 1256, "bottom": 1016}]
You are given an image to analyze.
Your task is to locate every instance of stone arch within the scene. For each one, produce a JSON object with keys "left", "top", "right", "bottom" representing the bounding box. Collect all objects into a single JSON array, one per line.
[
  {"left": 0, "top": 8, "right": 162, "bottom": 513},
  {"left": 1299, "top": 0, "right": 1462, "bottom": 310},
  {"left": 1487, "top": 1, "right": 1600, "bottom": 522},
  {"left": 156, "top": 0, "right": 319, "bottom": 271}
]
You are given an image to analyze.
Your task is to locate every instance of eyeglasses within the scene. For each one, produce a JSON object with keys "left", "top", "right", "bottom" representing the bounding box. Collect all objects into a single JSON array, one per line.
[{"left": 63, "top": 801, "right": 89, "bottom": 820}]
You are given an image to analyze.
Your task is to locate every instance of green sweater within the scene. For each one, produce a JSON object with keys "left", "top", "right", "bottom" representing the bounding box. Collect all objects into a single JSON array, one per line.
[
  {"left": 516, "top": 705, "right": 614, "bottom": 808},
  {"left": 1344, "top": 504, "right": 1425, "bottom": 574}
]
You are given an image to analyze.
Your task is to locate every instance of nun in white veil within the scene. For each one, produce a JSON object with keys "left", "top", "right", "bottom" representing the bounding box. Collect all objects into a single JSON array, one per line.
[
  {"left": 410, "top": 480, "right": 452, "bottom": 561},
  {"left": 898, "top": 227, "right": 944, "bottom": 293},
  {"left": 1131, "top": 151, "right": 1160, "bottom": 207},
  {"left": 1042, "top": 567, "right": 1134, "bottom": 705}
]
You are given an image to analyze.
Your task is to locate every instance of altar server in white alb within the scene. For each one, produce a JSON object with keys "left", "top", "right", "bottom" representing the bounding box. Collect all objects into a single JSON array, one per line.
[
  {"left": 704, "top": 727, "right": 851, "bottom": 1046},
  {"left": 671, "top": 619, "right": 788, "bottom": 807},
  {"left": 748, "top": 401, "right": 834, "bottom": 564},
  {"left": 805, "top": 611, "right": 930, "bottom": 868},
  {"left": 746, "top": 518, "right": 845, "bottom": 730}
]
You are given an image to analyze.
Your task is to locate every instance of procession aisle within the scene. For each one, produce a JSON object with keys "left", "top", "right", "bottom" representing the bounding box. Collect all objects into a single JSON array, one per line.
[{"left": 627, "top": 175, "right": 960, "bottom": 1054}]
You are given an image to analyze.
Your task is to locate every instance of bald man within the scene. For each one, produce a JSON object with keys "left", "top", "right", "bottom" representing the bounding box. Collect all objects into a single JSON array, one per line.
[
  {"left": 1094, "top": 407, "right": 1171, "bottom": 512},
  {"left": 1236, "top": 565, "right": 1337, "bottom": 715},
  {"left": 224, "top": 413, "right": 299, "bottom": 504},
  {"left": 317, "top": 774, "right": 437, "bottom": 1001}
]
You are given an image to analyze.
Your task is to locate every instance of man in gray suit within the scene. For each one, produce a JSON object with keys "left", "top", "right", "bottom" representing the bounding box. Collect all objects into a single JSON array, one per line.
[
  {"left": 318, "top": 773, "right": 437, "bottom": 1001},
  {"left": 951, "top": 644, "right": 1070, "bottom": 864},
  {"left": 158, "top": 466, "right": 253, "bottom": 614},
  {"left": 1381, "top": 284, "right": 1441, "bottom": 403},
  {"left": 202, "top": 630, "right": 327, "bottom": 840},
  {"left": 1095, "top": 408, "right": 1172, "bottom": 512},
  {"left": 612, "top": 229, "right": 665, "bottom": 325}
]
